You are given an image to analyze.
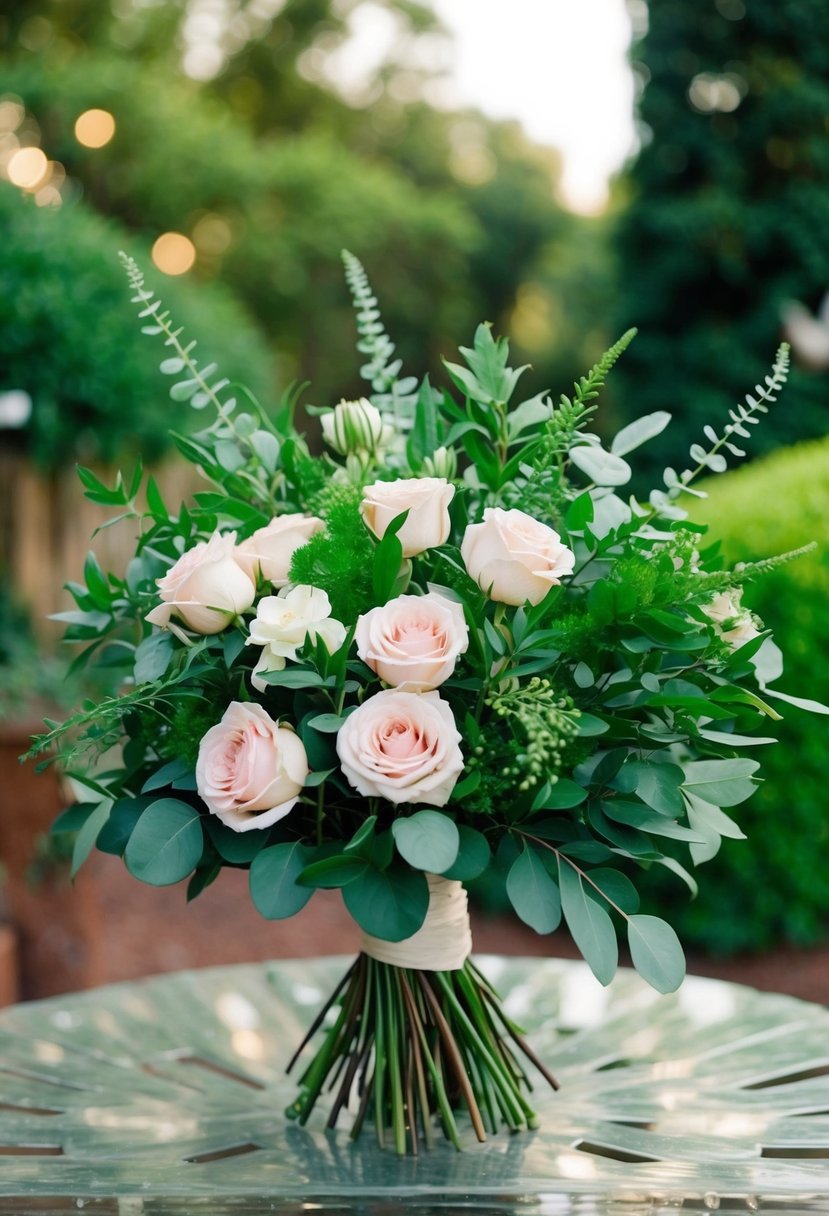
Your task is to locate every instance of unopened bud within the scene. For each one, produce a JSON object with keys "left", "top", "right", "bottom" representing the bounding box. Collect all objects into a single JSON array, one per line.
[
  {"left": 321, "top": 397, "right": 390, "bottom": 457},
  {"left": 423, "top": 445, "right": 457, "bottom": 480}
]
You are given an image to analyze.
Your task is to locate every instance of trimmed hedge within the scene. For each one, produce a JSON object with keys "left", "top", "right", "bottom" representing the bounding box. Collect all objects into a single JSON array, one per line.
[
  {"left": 0, "top": 183, "right": 275, "bottom": 468},
  {"left": 641, "top": 436, "right": 829, "bottom": 953}
]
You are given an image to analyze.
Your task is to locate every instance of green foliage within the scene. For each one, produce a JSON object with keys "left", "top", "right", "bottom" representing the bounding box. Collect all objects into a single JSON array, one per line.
[
  {"left": 0, "top": 184, "right": 274, "bottom": 468},
  {"left": 289, "top": 484, "right": 375, "bottom": 621},
  {"left": 614, "top": 0, "right": 829, "bottom": 478},
  {"left": 639, "top": 437, "right": 829, "bottom": 952}
]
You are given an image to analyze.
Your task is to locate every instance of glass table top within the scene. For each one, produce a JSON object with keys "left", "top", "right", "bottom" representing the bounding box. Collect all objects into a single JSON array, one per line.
[{"left": 0, "top": 956, "right": 828, "bottom": 1214}]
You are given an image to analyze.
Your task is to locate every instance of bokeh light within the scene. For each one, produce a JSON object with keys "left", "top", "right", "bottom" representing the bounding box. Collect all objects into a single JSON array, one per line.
[
  {"left": 74, "top": 109, "right": 116, "bottom": 149},
  {"left": 151, "top": 232, "right": 197, "bottom": 276},
  {"left": 7, "top": 146, "right": 49, "bottom": 189}
]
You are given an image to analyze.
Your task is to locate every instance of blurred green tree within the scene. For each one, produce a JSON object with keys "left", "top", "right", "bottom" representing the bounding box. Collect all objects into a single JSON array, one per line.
[
  {"left": 0, "top": 182, "right": 275, "bottom": 466},
  {"left": 0, "top": 0, "right": 597, "bottom": 411},
  {"left": 614, "top": 0, "right": 829, "bottom": 480}
]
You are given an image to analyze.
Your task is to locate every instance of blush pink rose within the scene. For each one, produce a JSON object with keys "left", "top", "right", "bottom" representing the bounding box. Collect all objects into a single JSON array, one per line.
[
  {"left": 235, "top": 514, "right": 324, "bottom": 587},
  {"left": 355, "top": 593, "right": 468, "bottom": 692},
  {"left": 461, "top": 507, "right": 576, "bottom": 606},
  {"left": 336, "top": 689, "right": 463, "bottom": 806},
  {"left": 361, "top": 477, "right": 454, "bottom": 558},
  {"left": 196, "top": 702, "right": 309, "bottom": 832},
  {"left": 146, "top": 531, "right": 256, "bottom": 635}
]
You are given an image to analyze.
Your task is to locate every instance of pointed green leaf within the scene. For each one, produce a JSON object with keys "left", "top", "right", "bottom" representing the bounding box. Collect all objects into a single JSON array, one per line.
[{"left": 558, "top": 858, "right": 618, "bottom": 985}]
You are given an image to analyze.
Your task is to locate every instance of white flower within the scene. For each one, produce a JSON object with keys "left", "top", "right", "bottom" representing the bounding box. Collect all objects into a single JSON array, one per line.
[
  {"left": 461, "top": 507, "right": 575, "bottom": 606},
  {"left": 361, "top": 477, "right": 455, "bottom": 557},
  {"left": 321, "top": 398, "right": 392, "bottom": 457},
  {"left": 246, "top": 585, "right": 347, "bottom": 692},
  {"left": 196, "top": 702, "right": 308, "bottom": 833},
  {"left": 235, "top": 514, "right": 324, "bottom": 587},
  {"left": 355, "top": 593, "right": 469, "bottom": 691},
  {"left": 146, "top": 531, "right": 255, "bottom": 635},
  {"left": 702, "top": 589, "right": 761, "bottom": 648},
  {"left": 336, "top": 689, "right": 464, "bottom": 806}
]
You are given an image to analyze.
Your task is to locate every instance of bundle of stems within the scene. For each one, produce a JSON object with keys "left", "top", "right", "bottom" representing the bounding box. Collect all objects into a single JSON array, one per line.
[{"left": 286, "top": 954, "right": 559, "bottom": 1154}]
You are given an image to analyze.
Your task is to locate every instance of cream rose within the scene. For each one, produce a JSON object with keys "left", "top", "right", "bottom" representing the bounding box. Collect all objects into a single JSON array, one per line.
[
  {"left": 146, "top": 531, "right": 256, "bottom": 635},
  {"left": 702, "top": 589, "right": 760, "bottom": 648},
  {"left": 196, "top": 702, "right": 309, "bottom": 832},
  {"left": 336, "top": 689, "right": 463, "bottom": 806},
  {"left": 361, "top": 477, "right": 454, "bottom": 558},
  {"left": 247, "top": 585, "right": 347, "bottom": 692},
  {"left": 235, "top": 514, "right": 324, "bottom": 587},
  {"left": 461, "top": 507, "right": 575, "bottom": 606},
  {"left": 321, "top": 397, "right": 391, "bottom": 457},
  {"left": 355, "top": 593, "right": 468, "bottom": 692}
]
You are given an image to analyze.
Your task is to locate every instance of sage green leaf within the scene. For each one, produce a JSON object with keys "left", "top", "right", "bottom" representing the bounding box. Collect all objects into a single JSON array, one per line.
[
  {"left": 614, "top": 760, "right": 685, "bottom": 816},
  {"left": 506, "top": 848, "right": 561, "bottom": 934},
  {"left": 134, "top": 631, "right": 174, "bottom": 684},
  {"left": 587, "top": 868, "right": 640, "bottom": 914},
  {"left": 570, "top": 443, "right": 632, "bottom": 486},
  {"left": 558, "top": 859, "right": 618, "bottom": 986},
  {"left": 532, "top": 778, "right": 588, "bottom": 810},
  {"left": 610, "top": 411, "right": 671, "bottom": 456},
  {"left": 249, "top": 841, "right": 314, "bottom": 919},
  {"left": 576, "top": 713, "right": 609, "bottom": 737},
  {"left": 306, "top": 713, "right": 346, "bottom": 734},
  {"left": 681, "top": 758, "right": 761, "bottom": 806},
  {"left": 627, "top": 914, "right": 686, "bottom": 993},
  {"left": 97, "top": 797, "right": 149, "bottom": 856},
  {"left": 125, "top": 799, "right": 204, "bottom": 886},
  {"left": 684, "top": 792, "right": 746, "bottom": 840},
  {"left": 206, "top": 818, "right": 268, "bottom": 864},
  {"left": 344, "top": 816, "right": 378, "bottom": 857},
  {"left": 297, "top": 855, "right": 369, "bottom": 888},
  {"left": 343, "top": 865, "right": 429, "bottom": 941},
  {"left": 392, "top": 811, "right": 459, "bottom": 873},
  {"left": 71, "top": 799, "right": 113, "bottom": 879},
  {"left": 441, "top": 826, "right": 491, "bottom": 881}
]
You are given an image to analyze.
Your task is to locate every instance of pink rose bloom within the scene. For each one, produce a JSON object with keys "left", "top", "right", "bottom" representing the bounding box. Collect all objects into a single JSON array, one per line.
[
  {"left": 361, "top": 477, "right": 454, "bottom": 558},
  {"left": 355, "top": 593, "right": 468, "bottom": 692},
  {"left": 196, "top": 702, "right": 309, "bottom": 833},
  {"left": 461, "top": 507, "right": 575, "bottom": 606},
  {"left": 146, "top": 531, "right": 256, "bottom": 635},
  {"left": 336, "top": 689, "right": 463, "bottom": 806},
  {"left": 235, "top": 514, "right": 324, "bottom": 587}
]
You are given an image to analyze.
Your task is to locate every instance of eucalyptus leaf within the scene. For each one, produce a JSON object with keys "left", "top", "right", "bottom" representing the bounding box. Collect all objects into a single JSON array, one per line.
[
  {"left": 249, "top": 841, "right": 314, "bottom": 919},
  {"left": 440, "top": 825, "right": 491, "bottom": 881},
  {"left": 681, "top": 758, "right": 761, "bottom": 807},
  {"left": 343, "top": 865, "right": 429, "bottom": 941},
  {"left": 506, "top": 847, "right": 561, "bottom": 934},
  {"left": 627, "top": 914, "right": 686, "bottom": 993},
  {"left": 610, "top": 411, "right": 672, "bottom": 456},
  {"left": 570, "top": 444, "right": 632, "bottom": 487},
  {"left": 125, "top": 799, "right": 204, "bottom": 887},
  {"left": 558, "top": 858, "right": 618, "bottom": 986},
  {"left": 392, "top": 811, "right": 459, "bottom": 873}
]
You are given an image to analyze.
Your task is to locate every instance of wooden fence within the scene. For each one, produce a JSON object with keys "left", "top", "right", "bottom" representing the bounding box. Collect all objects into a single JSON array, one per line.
[{"left": 0, "top": 448, "right": 199, "bottom": 642}]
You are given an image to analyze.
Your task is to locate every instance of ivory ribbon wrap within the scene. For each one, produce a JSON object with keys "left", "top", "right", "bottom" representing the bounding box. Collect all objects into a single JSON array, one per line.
[{"left": 359, "top": 874, "right": 472, "bottom": 971}]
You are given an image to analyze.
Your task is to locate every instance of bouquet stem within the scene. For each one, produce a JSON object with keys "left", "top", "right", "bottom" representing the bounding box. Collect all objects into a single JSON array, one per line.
[{"left": 286, "top": 954, "right": 558, "bottom": 1154}]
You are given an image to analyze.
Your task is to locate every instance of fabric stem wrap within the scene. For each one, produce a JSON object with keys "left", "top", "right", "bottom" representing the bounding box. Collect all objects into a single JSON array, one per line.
[{"left": 359, "top": 874, "right": 472, "bottom": 971}]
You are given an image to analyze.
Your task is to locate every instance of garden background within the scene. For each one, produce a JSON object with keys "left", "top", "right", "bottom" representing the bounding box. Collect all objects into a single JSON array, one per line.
[{"left": 1, "top": 0, "right": 827, "bottom": 1006}]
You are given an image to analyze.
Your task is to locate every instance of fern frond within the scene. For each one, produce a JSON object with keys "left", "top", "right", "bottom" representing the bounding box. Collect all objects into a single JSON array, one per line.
[
  {"left": 731, "top": 542, "right": 817, "bottom": 582},
  {"left": 650, "top": 344, "right": 791, "bottom": 517},
  {"left": 341, "top": 249, "right": 417, "bottom": 431}
]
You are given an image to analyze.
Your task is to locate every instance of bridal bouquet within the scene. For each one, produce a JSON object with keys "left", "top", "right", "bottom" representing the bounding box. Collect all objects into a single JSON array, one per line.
[{"left": 31, "top": 252, "right": 821, "bottom": 1153}]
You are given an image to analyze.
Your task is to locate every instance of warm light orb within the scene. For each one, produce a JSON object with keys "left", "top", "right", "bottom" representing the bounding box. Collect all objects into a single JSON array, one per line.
[
  {"left": 151, "top": 232, "right": 197, "bottom": 276},
  {"left": 7, "top": 145, "right": 49, "bottom": 189},
  {"left": 74, "top": 108, "right": 116, "bottom": 148}
]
